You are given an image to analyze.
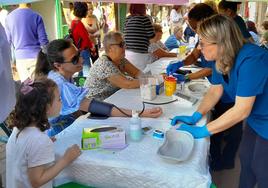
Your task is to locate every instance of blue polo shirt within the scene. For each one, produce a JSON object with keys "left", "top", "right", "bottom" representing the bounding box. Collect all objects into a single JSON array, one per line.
[
  {"left": 211, "top": 43, "right": 268, "bottom": 139},
  {"left": 164, "top": 35, "right": 179, "bottom": 50},
  {"left": 234, "top": 15, "right": 251, "bottom": 40},
  {"left": 198, "top": 54, "right": 214, "bottom": 83}
]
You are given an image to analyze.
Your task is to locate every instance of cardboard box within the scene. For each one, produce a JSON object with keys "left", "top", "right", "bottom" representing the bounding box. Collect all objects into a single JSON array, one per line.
[{"left": 81, "top": 126, "right": 126, "bottom": 150}]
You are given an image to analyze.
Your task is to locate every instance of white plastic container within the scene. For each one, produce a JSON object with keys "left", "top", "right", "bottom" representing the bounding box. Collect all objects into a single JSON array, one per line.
[
  {"left": 129, "top": 111, "right": 142, "bottom": 141},
  {"left": 140, "top": 75, "right": 157, "bottom": 101}
]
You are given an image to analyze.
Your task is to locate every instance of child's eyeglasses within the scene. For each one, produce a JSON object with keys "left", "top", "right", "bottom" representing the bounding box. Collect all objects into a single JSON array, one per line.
[
  {"left": 110, "top": 41, "right": 126, "bottom": 48},
  {"left": 64, "top": 51, "right": 80, "bottom": 65}
]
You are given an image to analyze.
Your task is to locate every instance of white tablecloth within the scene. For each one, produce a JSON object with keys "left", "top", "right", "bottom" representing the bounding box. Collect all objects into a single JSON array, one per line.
[{"left": 53, "top": 57, "right": 212, "bottom": 188}]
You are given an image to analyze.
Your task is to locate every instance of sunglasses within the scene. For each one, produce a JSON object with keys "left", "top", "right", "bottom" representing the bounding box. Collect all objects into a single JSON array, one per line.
[
  {"left": 110, "top": 41, "right": 126, "bottom": 48},
  {"left": 64, "top": 51, "right": 80, "bottom": 65}
]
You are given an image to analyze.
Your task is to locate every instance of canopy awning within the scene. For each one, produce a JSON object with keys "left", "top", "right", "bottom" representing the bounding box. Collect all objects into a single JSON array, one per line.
[
  {"left": 0, "top": 0, "right": 188, "bottom": 6},
  {"left": 228, "top": 0, "right": 268, "bottom": 1},
  {"left": 0, "top": 0, "right": 43, "bottom": 6},
  {"left": 71, "top": 0, "right": 189, "bottom": 5}
]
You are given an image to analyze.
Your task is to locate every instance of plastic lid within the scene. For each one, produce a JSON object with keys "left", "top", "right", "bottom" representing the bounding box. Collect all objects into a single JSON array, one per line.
[
  {"left": 132, "top": 110, "right": 139, "bottom": 118},
  {"left": 165, "top": 76, "right": 177, "bottom": 82}
]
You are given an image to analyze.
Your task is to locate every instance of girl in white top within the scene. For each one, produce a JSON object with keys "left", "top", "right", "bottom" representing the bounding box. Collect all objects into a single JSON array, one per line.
[{"left": 6, "top": 78, "right": 81, "bottom": 188}]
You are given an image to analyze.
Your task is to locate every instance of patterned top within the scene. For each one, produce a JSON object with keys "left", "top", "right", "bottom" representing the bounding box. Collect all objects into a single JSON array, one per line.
[
  {"left": 148, "top": 41, "right": 168, "bottom": 62},
  {"left": 85, "top": 55, "right": 128, "bottom": 101},
  {"left": 123, "top": 15, "right": 155, "bottom": 53}
]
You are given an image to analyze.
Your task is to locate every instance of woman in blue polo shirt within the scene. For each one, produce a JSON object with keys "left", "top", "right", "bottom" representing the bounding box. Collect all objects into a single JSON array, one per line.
[{"left": 172, "top": 15, "right": 268, "bottom": 188}]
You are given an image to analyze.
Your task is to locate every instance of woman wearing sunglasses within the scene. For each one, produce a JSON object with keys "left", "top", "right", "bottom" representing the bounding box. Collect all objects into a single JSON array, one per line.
[
  {"left": 34, "top": 39, "right": 162, "bottom": 137},
  {"left": 84, "top": 31, "right": 142, "bottom": 101}
]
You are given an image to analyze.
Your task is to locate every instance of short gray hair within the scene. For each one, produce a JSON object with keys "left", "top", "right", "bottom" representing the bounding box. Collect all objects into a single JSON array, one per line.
[
  {"left": 103, "top": 31, "right": 123, "bottom": 53},
  {"left": 198, "top": 14, "right": 245, "bottom": 74}
]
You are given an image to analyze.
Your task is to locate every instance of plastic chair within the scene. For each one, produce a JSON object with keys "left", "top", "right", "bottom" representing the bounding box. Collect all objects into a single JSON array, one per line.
[
  {"left": 54, "top": 182, "right": 93, "bottom": 188},
  {"left": 210, "top": 183, "right": 217, "bottom": 188}
]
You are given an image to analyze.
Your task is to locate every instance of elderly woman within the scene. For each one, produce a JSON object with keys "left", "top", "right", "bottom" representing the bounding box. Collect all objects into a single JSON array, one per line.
[
  {"left": 34, "top": 39, "right": 162, "bottom": 137},
  {"left": 123, "top": 4, "right": 155, "bottom": 71},
  {"left": 85, "top": 31, "right": 141, "bottom": 101},
  {"left": 172, "top": 15, "right": 268, "bottom": 187},
  {"left": 148, "top": 24, "right": 177, "bottom": 63},
  {"left": 164, "top": 25, "right": 186, "bottom": 51}
]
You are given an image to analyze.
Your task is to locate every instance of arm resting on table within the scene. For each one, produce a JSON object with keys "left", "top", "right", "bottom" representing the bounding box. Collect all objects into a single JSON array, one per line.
[
  {"left": 153, "top": 48, "right": 177, "bottom": 59},
  {"left": 108, "top": 74, "right": 140, "bottom": 89}
]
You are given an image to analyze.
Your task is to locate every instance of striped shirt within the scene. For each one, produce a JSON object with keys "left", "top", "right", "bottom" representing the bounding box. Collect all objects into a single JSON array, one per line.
[{"left": 124, "top": 15, "right": 155, "bottom": 53}]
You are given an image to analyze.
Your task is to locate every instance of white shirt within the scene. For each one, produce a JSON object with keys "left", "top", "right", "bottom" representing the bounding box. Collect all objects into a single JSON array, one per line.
[
  {"left": 170, "top": 9, "right": 182, "bottom": 23},
  {"left": 0, "top": 9, "right": 8, "bottom": 30},
  {"left": 6, "top": 127, "right": 55, "bottom": 188},
  {"left": 0, "top": 23, "right": 15, "bottom": 123}
]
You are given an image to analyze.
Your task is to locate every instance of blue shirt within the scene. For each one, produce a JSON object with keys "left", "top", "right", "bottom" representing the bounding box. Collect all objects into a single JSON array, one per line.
[
  {"left": 48, "top": 71, "right": 89, "bottom": 116},
  {"left": 234, "top": 15, "right": 251, "bottom": 40},
  {"left": 5, "top": 8, "right": 48, "bottom": 59},
  {"left": 165, "top": 35, "right": 179, "bottom": 51},
  {"left": 47, "top": 71, "right": 89, "bottom": 136},
  {"left": 212, "top": 43, "right": 268, "bottom": 139},
  {"left": 197, "top": 54, "right": 214, "bottom": 83}
]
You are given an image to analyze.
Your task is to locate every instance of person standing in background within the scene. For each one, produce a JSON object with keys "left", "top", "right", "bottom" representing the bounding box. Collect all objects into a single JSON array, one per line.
[
  {"left": 83, "top": 3, "right": 100, "bottom": 63},
  {"left": 218, "top": 0, "right": 254, "bottom": 43},
  {"left": 123, "top": 4, "right": 155, "bottom": 71},
  {"left": 246, "top": 20, "right": 260, "bottom": 46},
  {"left": 0, "top": 6, "right": 8, "bottom": 29},
  {"left": 0, "top": 22, "right": 16, "bottom": 127},
  {"left": 65, "top": 2, "right": 74, "bottom": 27},
  {"left": 5, "top": 3, "right": 49, "bottom": 81},
  {"left": 260, "top": 20, "right": 268, "bottom": 48},
  {"left": 169, "top": 5, "right": 183, "bottom": 35},
  {"left": 72, "top": 2, "right": 96, "bottom": 77},
  {"left": 0, "top": 22, "right": 16, "bottom": 187}
]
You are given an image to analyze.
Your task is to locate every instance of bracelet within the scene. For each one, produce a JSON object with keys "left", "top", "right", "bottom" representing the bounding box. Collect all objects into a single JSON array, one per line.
[{"left": 185, "top": 74, "right": 190, "bottom": 82}]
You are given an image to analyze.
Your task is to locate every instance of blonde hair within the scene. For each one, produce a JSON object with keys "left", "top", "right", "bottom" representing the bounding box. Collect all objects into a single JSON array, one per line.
[
  {"left": 173, "top": 25, "right": 183, "bottom": 35},
  {"left": 198, "top": 15, "right": 245, "bottom": 74},
  {"left": 204, "top": 0, "right": 218, "bottom": 13}
]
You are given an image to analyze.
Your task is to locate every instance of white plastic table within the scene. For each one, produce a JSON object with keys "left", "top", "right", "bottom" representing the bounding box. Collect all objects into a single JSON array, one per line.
[{"left": 53, "top": 57, "right": 212, "bottom": 188}]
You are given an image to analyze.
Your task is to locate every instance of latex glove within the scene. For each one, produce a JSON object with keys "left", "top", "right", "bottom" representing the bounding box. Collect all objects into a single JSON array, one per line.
[
  {"left": 177, "top": 124, "right": 211, "bottom": 139},
  {"left": 166, "top": 61, "right": 184, "bottom": 75},
  {"left": 172, "top": 73, "right": 185, "bottom": 82},
  {"left": 171, "top": 111, "right": 202, "bottom": 126}
]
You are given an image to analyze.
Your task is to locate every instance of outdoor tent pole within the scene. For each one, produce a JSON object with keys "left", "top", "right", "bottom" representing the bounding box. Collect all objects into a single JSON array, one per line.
[{"left": 55, "top": 0, "right": 63, "bottom": 39}]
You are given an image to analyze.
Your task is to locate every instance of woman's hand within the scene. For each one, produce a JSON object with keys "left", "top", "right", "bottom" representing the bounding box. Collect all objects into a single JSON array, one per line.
[{"left": 140, "top": 107, "right": 163, "bottom": 118}]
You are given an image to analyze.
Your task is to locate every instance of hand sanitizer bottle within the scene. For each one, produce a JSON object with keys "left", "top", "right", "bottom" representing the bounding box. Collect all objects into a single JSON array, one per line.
[{"left": 130, "top": 110, "right": 142, "bottom": 141}]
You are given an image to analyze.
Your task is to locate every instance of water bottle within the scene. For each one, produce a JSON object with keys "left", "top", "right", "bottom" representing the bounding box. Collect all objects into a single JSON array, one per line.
[{"left": 130, "top": 110, "right": 142, "bottom": 141}]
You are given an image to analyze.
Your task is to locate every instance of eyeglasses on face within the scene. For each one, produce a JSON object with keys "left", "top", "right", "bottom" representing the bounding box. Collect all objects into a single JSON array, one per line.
[
  {"left": 110, "top": 41, "right": 126, "bottom": 48},
  {"left": 64, "top": 51, "right": 81, "bottom": 65},
  {"left": 199, "top": 41, "right": 216, "bottom": 49}
]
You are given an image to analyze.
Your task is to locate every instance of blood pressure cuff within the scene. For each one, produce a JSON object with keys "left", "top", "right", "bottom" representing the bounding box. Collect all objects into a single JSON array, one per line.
[{"left": 88, "top": 99, "right": 114, "bottom": 118}]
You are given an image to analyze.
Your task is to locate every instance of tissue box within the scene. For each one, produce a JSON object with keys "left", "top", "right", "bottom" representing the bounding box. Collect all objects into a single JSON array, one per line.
[{"left": 81, "top": 126, "right": 126, "bottom": 150}]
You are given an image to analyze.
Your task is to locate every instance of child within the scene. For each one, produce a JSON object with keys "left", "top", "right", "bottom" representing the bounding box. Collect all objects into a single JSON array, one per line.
[{"left": 6, "top": 78, "right": 81, "bottom": 188}]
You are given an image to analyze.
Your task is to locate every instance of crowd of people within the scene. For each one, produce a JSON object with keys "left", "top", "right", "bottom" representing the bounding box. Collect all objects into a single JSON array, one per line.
[{"left": 0, "top": 1, "right": 268, "bottom": 188}]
